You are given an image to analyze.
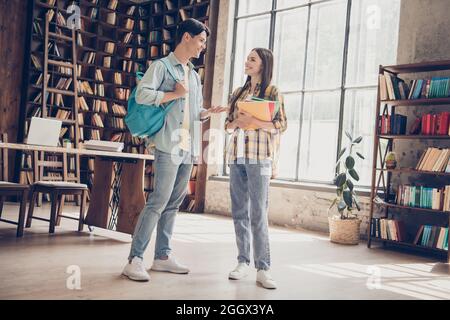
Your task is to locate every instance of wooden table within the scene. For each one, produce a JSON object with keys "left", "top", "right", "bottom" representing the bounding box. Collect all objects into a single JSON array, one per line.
[{"left": 0, "top": 143, "right": 154, "bottom": 234}]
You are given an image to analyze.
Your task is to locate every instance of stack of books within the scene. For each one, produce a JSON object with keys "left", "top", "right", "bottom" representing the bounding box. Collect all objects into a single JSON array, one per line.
[
  {"left": 396, "top": 185, "right": 450, "bottom": 211},
  {"left": 416, "top": 148, "right": 450, "bottom": 172},
  {"left": 236, "top": 97, "right": 280, "bottom": 130},
  {"left": 370, "top": 218, "right": 406, "bottom": 242},
  {"left": 379, "top": 113, "right": 407, "bottom": 135},
  {"left": 414, "top": 225, "right": 448, "bottom": 250}
]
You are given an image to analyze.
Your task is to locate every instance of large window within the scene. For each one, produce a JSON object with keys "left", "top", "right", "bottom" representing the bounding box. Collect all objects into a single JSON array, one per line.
[{"left": 227, "top": 0, "right": 401, "bottom": 186}]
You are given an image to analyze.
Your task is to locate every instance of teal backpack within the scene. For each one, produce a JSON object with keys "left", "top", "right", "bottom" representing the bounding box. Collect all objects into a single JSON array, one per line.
[{"left": 125, "top": 58, "right": 180, "bottom": 138}]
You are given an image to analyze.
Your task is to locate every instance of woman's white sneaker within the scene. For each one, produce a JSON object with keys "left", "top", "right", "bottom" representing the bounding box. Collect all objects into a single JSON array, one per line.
[
  {"left": 122, "top": 257, "right": 150, "bottom": 282},
  {"left": 256, "top": 270, "right": 277, "bottom": 289},
  {"left": 151, "top": 256, "right": 190, "bottom": 274},
  {"left": 228, "top": 263, "right": 250, "bottom": 280}
]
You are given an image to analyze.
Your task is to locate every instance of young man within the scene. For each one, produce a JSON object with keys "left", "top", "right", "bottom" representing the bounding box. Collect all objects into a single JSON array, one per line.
[{"left": 122, "top": 18, "right": 222, "bottom": 281}]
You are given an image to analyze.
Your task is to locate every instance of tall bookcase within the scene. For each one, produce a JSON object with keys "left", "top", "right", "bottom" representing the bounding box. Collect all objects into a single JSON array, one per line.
[
  {"left": 368, "top": 60, "right": 450, "bottom": 263},
  {"left": 18, "top": 0, "right": 217, "bottom": 212}
]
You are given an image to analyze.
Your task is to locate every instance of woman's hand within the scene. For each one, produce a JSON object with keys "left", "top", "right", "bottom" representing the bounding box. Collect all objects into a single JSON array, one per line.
[{"left": 236, "top": 110, "right": 258, "bottom": 128}]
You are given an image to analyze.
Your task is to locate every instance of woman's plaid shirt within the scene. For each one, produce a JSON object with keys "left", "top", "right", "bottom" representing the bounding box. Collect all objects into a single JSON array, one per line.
[{"left": 224, "top": 82, "right": 287, "bottom": 162}]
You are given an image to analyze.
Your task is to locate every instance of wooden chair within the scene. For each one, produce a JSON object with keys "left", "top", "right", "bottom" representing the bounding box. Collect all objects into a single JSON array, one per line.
[
  {"left": 32, "top": 151, "right": 81, "bottom": 226},
  {"left": 0, "top": 133, "right": 29, "bottom": 237},
  {"left": 26, "top": 181, "right": 87, "bottom": 234}
]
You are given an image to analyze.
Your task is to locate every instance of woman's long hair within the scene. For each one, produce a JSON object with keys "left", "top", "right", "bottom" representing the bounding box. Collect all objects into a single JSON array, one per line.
[{"left": 230, "top": 48, "right": 274, "bottom": 109}]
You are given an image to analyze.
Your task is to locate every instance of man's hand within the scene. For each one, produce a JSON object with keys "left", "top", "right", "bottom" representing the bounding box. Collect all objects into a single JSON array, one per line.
[
  {"left": 174, "top": 81, "right": 188, "bottom": 99},
  {"left": 209, "top": 106, "right": 229, "bottom": 114},
  {"left": 200, "top": 106, "right": 229, "bottom": 120}
]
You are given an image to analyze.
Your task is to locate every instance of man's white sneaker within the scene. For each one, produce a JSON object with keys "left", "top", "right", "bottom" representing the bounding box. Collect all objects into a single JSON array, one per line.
[
  {"left": 151, "top": 256, "right": 190, "bottom": 274},
  {"left": 256, "top": 270, "right": 277, "bottom": 289},
  {"left": 228, "top": 263, "right": 250, "bottom": 280},
  {"left": 122, "top": 257, "right": 150, "bottom": 282}
]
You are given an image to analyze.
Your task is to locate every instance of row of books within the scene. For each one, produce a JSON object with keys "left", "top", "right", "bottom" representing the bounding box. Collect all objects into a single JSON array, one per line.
[
  {"left": 34, "top": 73, "right": 50, "bottom": 87},
  {"left": 112, "top": 103, "right": 126, "bottom": 116},
  {"left": 378, "top": 114, "right": 407, "bottom": 135},
  {"left": 149, "top": 44, "right": 172, "bottom": 58},
  {"left": 379, "top": 72, "right": 450, "bottom": 100},
  {"left": 108, "top": 117, "right": 125, "bottom": 129},
  {"left": 91, "top": 129, "right": 101, "bottom": 140},
  {"left": 106, "top": 1, "right": 143, "bottom": 16},
  {"left": 414, "top": 225, "right": 448, "bottom": 250},
  {"left": 396, "top": 185, "right": 450, "bottom": 211},
  {"left": 94, "top": 83, "right": 105, "bottom": 97},
  {"left": 95, "top": 69, "right": 104, "bottom": 82},
  {"left": 370, "top": 218, "right": 406, "bottom": 242},
  {"left": 77, "top": 113, "right": 84, "bottom": 125},
  {"left": 114, "top": 72, "right": 122, "bottom": 85},
  {"left": 77, "top": 96, "right": 89, "bottom": 111},
  {"left": 82, "top": 52, "right": 96, "bottom": 64},
  {"left": 78, "top": 81, "right": 94, "bottom": 95},
  {"left": 110, "top": 132, "right": 125, "bottom": 143},
  {"left": 371, "top": 219, "right": 449, "bottom": 251},
  {"left": 93, "top": 100, "right": 109, "bottom": 113},
  {"left": 152, "top": 31, "right": 173, "bottom": 45},
  {"left": 416, "top": 148, "right": 450, "bottom": 173},
  {"left": 115, "top": 88, "right": 130, "bottom": 101},
  {"left": 104, "top": 42, "right": 115, "bottom": 54},
  {"left": 379, "top": 111, "right": 449, "bottom": 136},
  {"left": 415, "top": 112, "right": 450, "bottom": 136},
  {"left": 91, "top": 113, "right": 104, "bottom": 128},
  {"left": 54, "top": 109, "right": 71, "bottom": 121}
]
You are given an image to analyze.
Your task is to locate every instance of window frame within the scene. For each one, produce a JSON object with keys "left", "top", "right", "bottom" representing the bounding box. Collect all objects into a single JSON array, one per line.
[{"left": 224, "top": 0, "right": 395, "bottom": 187}]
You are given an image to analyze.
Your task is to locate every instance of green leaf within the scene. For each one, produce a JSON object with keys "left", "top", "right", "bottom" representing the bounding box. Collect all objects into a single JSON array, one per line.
[
  {"left": 347, "top": 179, "right": 354, "bottom": 191},
  {"left": 345, "top": 156, "right": 355, "bottom": 170},
  {"left": 348, "top": 169, "right": 360, "bottom": 181},
  {"left": 343, "top": 191, "right": 353, "bottom": 207},
  {"left": 335, "top": 173, "right": 346, "bottom": 187},
  {"left": 337, "top": 200, "right": 347, "bottom": 212},
  {"left": 356, "top": 152, "right": 365, "bottom": 160},
  {"left": 345, "top": 131, "right": 353, "bottom": 141},
  {"left": 353, "top": 136, "right": 363, "bottom": 144}
]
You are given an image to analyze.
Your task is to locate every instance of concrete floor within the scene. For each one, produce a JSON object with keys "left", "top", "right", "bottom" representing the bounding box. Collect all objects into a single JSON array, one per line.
[{"left": 0, "top": 202, "right": 449, "bottom": 300}]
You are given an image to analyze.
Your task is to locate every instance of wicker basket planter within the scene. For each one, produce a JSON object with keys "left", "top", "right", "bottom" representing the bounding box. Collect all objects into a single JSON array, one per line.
[{"left": 328, "top": 215, "right": 361, "bottom": 245}]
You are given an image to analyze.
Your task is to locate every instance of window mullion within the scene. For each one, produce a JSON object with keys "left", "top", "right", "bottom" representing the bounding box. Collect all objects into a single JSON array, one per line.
[
  {"left": 295, "top": 2, "right": 312, "bottom": 181},
  {"left": 335, "top": 0, "right": 352, "bottom": 175}
]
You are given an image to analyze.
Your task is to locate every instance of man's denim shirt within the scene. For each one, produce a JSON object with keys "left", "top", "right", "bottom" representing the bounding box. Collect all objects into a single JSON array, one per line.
[{"left": 135, "top": 52, "right": 206, "bottom": 157}]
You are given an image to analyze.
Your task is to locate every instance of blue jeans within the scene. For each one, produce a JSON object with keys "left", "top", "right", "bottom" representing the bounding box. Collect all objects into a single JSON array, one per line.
[
  {"left": 128, "top": 149, "right": 193, "bottom": 261},
  {"left": 229, "top": 159, "right": 272, "bottom": 270}
]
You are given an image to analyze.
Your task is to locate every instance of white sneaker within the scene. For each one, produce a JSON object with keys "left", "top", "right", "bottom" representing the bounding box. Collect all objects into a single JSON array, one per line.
[
  {"left": 228, "top": 263, "right": 250, "bottom": 280},
  {"left": 256, "top": 270, "right": 277, "bottom": 289},
  {"left": 151, "top": 256, "right": 190, "bottom": 274},
  {"left": 122, "top": 257, "right": 150, "bottom": 282}
]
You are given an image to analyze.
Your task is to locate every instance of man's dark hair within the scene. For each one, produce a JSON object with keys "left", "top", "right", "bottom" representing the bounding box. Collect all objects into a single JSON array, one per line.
[{"left": 176, "top": 18, "right": 210, "bottom": 45}]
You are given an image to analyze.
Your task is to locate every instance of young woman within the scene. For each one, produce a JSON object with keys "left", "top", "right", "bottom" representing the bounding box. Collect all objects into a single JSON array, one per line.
[{"left": 224, "top": 48, "right": 287, "bottom": 289}]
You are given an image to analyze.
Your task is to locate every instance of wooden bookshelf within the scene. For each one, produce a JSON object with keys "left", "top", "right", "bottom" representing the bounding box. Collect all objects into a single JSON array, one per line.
[
  {"left": 18, "top": 0, "right": 217, "bottom": 212},
  {"left": 18, "top": 0, "right": 154, "bottom": 195},
  {"left": 368, "top": 61, "right": 450, "bottom": 262}
]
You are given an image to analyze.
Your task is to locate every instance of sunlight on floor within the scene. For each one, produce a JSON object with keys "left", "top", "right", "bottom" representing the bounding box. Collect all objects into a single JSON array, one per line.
[{"left": 288, "top": 262, "right": 450, "bottom": 300}]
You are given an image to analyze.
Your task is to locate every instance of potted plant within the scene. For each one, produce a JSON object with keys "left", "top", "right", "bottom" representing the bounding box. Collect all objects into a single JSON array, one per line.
[{"left": 328, "top": 131, "right": 365, "bottom": 245}]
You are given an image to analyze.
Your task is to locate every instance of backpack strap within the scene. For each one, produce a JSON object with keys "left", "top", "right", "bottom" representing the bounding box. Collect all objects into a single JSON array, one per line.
[{"left": 160, "top": 57, "right": 181, "bottom": 82}]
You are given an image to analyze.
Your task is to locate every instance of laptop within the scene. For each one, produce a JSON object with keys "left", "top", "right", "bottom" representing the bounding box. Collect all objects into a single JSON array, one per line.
[{"left": 26, "top": 117, "right": 62, "bottom": 147}]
